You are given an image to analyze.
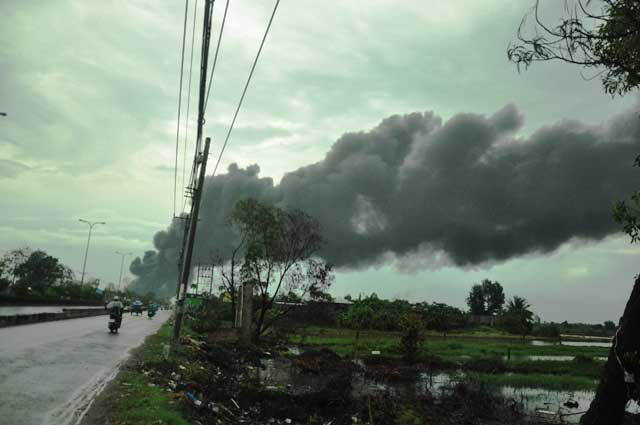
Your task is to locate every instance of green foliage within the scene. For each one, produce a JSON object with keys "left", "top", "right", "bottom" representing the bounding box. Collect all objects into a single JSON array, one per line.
[
  {"left": 467, "top": 284, "right": 485, "bottom": 315},
  {"left": 502, "top": 296, "right": 534, "bottom": 336},
  {"left": 614, "top": 154, "right": 640, "bottom": 243},
  {"left": 399, "top": 312, "right": 425, "bottom": 363},
  {"left": 13, "top": 250, "right": 65, "bottom": 295},
  {"left": 395, "top": 409, "right": 422, "bottom": 425},
  {"left": 532, "top": 323, "right": 560, "bottom": 338},
  {"left": 339, "top": 293, "right": 412, "bottom": 331},
  {"left": 416, "top": 302, "right": 465, "bottom": 335},
  {"left": 466, "top": 279, "right": 505, "bottom": 314}
]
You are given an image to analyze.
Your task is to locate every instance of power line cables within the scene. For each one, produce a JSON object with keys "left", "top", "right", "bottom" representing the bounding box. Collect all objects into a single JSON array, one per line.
[
  {"left": 173, "top": 0, "right": 191, "bottom": 218},
  {"left": 204, "top": 0, "right": 229, "bottom": 114},
  {"left": 181, "top": 0, "right": 199, "bottom": 215},
  {"left": 211, "top": 0, "right": 280, "bottom": 177}
]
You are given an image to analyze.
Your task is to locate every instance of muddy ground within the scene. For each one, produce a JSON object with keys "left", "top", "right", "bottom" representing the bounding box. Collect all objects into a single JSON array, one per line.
[
  {"left": 82, "top": 324, "right": 640, "bottom": 425},
  {"left": 131, "top": 329, "right": 540, "bottom": 425}
]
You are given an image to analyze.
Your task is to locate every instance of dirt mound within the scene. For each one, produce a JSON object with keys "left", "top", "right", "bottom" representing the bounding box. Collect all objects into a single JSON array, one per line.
[{"left": 292, "top": 348, "right": 346, "bottom": 373}]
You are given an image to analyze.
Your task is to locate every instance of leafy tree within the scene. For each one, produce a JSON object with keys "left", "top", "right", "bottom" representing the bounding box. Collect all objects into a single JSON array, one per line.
[
  {"left": 417, "top": 302, "right": 466, "bottom": 337},
  {"left": 399, "top": 312, "right": 425, "bottom": 363},
  {"left": 231, "top": 198, "right": 333, "bottom": 340},
  {"left": 532, "top": 323, "right": 561, "bottom": 338},
  {"left": 502, "top": 296, "right": 534, "bottom": 338},
  {"left": 309, "top": 285, "right": 334, "bottom": 302},
  {"left": 277, "top": 290, "right": 303, "bottom": 303},
  {"left": 613, "top": 155, "right": 640, "bottom": 242},
  {"left": 13, "top": 250, "right": 64, "bottom": 295},
  {"left": 344, "top": 294, "right": 352, "bottom": 301},
  {"left": 339, "top": 293, "right": 412, "bottom": 332},
  {"left": 466, "top": 279, "right": 505, "bottom": 315},
  {"left": 482, "top": 279, "right": 505, "bottom": 314},
  {"left": 604, "top": 320, "right": 617, "bottom": 330},
  {"left": 466, "top": 284, "right": 486, "bottom": 314}
]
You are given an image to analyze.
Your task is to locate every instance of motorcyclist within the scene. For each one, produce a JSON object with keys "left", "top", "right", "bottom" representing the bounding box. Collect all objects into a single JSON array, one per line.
[{"left": 106, "top": 296, "right": 124, "bottom": 326}]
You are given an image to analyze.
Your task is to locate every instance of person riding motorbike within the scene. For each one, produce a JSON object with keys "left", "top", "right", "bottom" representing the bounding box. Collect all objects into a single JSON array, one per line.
[
  {"left": 147, "top": 302, "right": 157, "bottom": 319},
  {"left": 106, "top": 296, "right": 124, "bottom": 333}
]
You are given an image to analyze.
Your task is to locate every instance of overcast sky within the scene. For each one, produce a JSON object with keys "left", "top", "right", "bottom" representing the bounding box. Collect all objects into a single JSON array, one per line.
[{"left": 1, "top": 0, "right": 639, "bottom": 323}]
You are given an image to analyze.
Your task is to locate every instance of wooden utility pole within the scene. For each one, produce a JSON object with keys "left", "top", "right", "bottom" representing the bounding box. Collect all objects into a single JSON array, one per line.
[{"left": 172, "top": 0, "right": 215, "bottom": 349}]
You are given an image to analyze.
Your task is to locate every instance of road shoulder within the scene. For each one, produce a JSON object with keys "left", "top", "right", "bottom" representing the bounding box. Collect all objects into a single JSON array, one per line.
[{"left": 80, "top": 322, "right": 190, "bottom": 425}]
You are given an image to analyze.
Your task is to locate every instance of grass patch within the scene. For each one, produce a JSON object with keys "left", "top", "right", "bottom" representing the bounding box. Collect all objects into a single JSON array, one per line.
[
  {"left": 291, "top": 328, "right": 608, "bottom": 358},
  {"left": 82, "top": 320, "right": 202, "bottom": 425},
  {"left": 109, "top": 370, "right": 188, "bottom": 425},
  {"left": 471, "top": 372, "right": 597, "bottom": 391}
]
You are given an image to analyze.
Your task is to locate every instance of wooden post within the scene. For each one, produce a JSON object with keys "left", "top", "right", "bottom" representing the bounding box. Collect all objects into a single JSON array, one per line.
[{"left": 240, "top": 280, "right": 255, "bottom": 344}]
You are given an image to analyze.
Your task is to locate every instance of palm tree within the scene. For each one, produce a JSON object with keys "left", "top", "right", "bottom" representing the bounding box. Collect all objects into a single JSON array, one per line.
[{"left": 504, "top": 296, "right": 534, "bottom": 338}]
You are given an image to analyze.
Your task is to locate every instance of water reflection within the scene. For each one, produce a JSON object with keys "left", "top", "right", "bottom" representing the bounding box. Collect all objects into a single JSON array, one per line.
[{"left": 254, "top": 354, "right": 636, "bottom": 424}]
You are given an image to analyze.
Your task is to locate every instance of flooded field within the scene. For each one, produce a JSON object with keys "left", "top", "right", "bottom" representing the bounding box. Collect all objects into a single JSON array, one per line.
[
  {"left": 531, "top": 339, "right": 611, "bottom": 348},
  {"left": 251, "top": 350, "right": 637, "bottom": 424}
]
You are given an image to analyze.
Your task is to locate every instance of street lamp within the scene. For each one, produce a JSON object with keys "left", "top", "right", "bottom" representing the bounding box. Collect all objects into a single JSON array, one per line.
[
  {"left": 78, "top": 219, "right": 105, "bottom": 285},
  {"left": 115, "top": 251, "right": 133, "bottom": 292}
]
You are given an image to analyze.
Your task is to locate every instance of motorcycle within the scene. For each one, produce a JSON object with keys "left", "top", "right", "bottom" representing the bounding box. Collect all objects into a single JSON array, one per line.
[
  {"left": 147, "top": 304, "right": 157, "bottom": 319},
  {"left": 108, "top": 308, "right": 122, "bottom": 333}
]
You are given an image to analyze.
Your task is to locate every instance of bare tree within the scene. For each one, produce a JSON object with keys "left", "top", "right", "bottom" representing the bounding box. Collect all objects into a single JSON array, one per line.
[
  {"left": 211, "top": 233, "right": 246, "bottom": 326},
  {"left": 508, "top": 0, "right": 640, "bottom": 96},
  {"left": 231, "top": 199, "right": 333, "bottom": 341}
]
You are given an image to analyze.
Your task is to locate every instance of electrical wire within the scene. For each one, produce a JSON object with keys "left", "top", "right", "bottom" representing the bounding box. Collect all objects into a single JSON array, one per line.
[
  {"left": 211, "top": 0, "right": 280, "bottom": 177},
  {"left": 173, "top": 0, "right": 190, "bottom": 218},
  {"left": 204, "top": 0, "right": 229, "bottom": 114},
  {"left": 181, "top": 0, "right": 199, "bottom": 215}
]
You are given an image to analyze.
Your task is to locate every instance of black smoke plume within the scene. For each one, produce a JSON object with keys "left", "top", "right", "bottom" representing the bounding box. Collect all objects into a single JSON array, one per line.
[{"left": 130, "top": 105, "right": 640, "bottom": 296}]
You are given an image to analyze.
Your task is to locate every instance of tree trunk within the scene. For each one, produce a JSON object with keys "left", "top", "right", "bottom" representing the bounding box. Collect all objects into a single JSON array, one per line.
[{"left": 580, "top": 275, "right": 640, "bottom": 425}]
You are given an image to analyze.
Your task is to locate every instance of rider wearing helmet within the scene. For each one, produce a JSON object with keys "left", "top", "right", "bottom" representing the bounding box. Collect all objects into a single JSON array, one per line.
[{"left": 107, "top": 296, "right": 124, "bottom": 310}]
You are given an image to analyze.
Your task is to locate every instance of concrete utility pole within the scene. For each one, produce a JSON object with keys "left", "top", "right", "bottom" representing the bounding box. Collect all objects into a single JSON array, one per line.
[
  {"left": 79, "top": 219, "right": 105, "bottom": 285},
  {"left": 115, "top": 251, "right": 133, "bottom": 292},
  {"left": 172, "top": 0, "right": 215, "bottom": 350},
  {"left": 172, "top": 137, "right": 211, "bottom": 344}
]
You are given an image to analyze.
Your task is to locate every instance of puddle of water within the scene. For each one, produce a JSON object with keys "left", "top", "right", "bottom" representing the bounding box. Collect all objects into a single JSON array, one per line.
[
  {"left": 561, "top": 341, "right": 611, "bottom": 348},
  {"left": 530, "top": 339, "right": 611, "bottom": 348},
  {"left": 506, "top": 355, "right": 576, "bottom": 361},
  {"left": 254, "top": 353, "right": 639, "bottom": 424}
]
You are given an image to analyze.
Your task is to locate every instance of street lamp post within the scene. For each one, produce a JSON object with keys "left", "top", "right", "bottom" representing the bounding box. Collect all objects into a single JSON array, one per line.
[
  {"left": 78, "top": 219, "right": 105, "bottom": 285},
  {"left": 115, "top": 251, "right": 133, "bottom": 292}
]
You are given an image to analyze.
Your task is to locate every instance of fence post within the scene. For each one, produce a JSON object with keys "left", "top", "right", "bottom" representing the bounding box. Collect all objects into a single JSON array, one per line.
[{"left": 240, "top": 280, "right": 255, "bottom": 344}]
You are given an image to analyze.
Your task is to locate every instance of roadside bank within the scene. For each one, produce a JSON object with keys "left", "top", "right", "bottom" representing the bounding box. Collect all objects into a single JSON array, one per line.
[{"left": 0, "top": 308, "right": 109, "bottom": 328}]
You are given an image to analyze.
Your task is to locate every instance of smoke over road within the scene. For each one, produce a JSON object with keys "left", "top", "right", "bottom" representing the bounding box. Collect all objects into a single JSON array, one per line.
[{"left": 130, "top": 104, "right": 640, "bottom": 296}]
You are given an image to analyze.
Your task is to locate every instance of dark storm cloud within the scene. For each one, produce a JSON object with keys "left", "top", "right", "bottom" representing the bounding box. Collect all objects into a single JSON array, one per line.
[{"left": 130, "top": 105, "right": 640, "bottom": 295}]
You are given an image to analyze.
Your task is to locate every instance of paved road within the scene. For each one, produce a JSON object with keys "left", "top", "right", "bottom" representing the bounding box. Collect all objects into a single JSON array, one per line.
[{"left": 0, "top": 310, "right": 169, "bottom": 425}]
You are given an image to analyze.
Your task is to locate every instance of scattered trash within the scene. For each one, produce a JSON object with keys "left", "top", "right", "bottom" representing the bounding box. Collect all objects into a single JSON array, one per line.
[
  {"left": 185, "top": 391, "right": 202, "bottom": 408},
  {"left": 563, "top": 399, "right": 579, "bottom": 409},
  {"left": 371, "top": 351, "right": 381, "bottom": 355},
  {"left": 285, "top": 419, "right": 292, "bottom": 424},
  {"left": 231, "top": 398, "right": 240, "bottom": 409},
  {"left": 178, "top": 365, "right": 187, "bottom": 370}
]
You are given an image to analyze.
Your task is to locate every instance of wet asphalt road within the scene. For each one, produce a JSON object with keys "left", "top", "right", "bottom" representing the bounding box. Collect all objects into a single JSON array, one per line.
[{"left": 0, "top": 310, "right": 169, "bottom": 425}]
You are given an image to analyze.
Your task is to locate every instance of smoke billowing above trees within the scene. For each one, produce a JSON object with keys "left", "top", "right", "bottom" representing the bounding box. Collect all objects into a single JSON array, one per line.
[{"left": 129, "top": 104, "right": 640, "bottom": 296}]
